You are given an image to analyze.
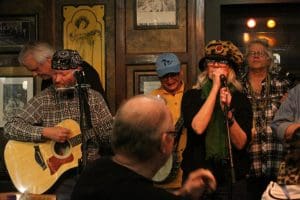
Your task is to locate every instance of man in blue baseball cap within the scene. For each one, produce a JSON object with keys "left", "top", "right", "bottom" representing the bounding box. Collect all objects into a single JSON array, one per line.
[
  {"left": 154, "top": 53, "right": 183, "bottom": 96},
  {"left": 150, "top": 52, "right": 187, "bottom": 191}
]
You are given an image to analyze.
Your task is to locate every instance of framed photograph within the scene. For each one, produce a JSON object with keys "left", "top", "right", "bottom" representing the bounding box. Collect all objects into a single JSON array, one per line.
[
  {"left": 135, "top": 0, "right": 178, "bottom": 29},
  {"left": 0, "top": 15, "right": 38, "bottom": 53},
  {"left": 134, "top": 71, "right": 160, "bottom": 94},
  {"left": 0, "top": 77, "right": 34, "bottom": 127}
]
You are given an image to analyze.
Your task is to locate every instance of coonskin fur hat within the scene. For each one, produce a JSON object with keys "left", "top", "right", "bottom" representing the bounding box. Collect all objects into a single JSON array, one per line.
[{"left": 199, "top": 40, "right": 243, "bottom": 72}]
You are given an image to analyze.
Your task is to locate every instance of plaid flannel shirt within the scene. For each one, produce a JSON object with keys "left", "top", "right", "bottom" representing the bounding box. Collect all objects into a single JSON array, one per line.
[
  {"left": 4, "top": 86, "right": 113, "bottom": 151},
  {"left": 241, "top": 73, "right": 291, "bottom": 178}
]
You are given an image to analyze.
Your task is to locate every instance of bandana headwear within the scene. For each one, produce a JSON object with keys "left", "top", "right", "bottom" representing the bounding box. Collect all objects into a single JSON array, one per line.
[
  {"left": 198, "top": 40, "right": 244, "bottom": 72},
  {"left": 52, "top": 49, "right": 83, "bottom": 70}
]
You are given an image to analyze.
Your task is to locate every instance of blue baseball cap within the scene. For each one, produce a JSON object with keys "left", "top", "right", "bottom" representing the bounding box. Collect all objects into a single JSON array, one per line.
[{"left": 155, "top": 53, "right": 180, "bottom": 77}]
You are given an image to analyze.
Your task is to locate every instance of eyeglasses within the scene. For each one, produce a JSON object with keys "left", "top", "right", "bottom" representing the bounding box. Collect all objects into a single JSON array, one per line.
[
  {"left": 247, "top": 51, "right": 267, "bottom": 57},
  {"left": 160, "top": 72, "right": 180, "bottom": 80},
  {"left": 206, "top": 59, "right": 229, "bottom": 68}
]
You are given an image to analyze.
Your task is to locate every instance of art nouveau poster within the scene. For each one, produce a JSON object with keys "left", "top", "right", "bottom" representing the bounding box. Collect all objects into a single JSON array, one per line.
[{"left": 63, "top": 5, "right": 106, "bottom": 87}]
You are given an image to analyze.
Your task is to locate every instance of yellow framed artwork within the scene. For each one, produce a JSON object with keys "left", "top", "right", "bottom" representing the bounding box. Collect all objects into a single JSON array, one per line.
[{"left": 63, "top": 5, "right": 106, "bottom": 87}]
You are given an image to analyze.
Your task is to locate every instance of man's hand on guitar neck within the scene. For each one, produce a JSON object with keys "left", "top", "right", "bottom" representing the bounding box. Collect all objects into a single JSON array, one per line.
[{"left": 42, "top": 127, "right": 71, "bottom": 143}]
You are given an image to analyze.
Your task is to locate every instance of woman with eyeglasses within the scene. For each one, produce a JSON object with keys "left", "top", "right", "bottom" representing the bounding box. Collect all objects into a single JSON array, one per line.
[
  {"left": 240, "top": 39, "right": 295, "bottom": 200},
  {"left": 181, "top": 40, "right": 253, "bottom": 200}
]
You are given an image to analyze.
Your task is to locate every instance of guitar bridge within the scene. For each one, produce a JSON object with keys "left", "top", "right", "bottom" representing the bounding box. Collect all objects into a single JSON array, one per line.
[{"left": 34, "top": 145, "right": 47, "bottom": 170}]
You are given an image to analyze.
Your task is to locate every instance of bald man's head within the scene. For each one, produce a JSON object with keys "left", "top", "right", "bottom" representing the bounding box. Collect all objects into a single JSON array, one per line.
[{"left": 112, "top": 95, "right": 173, "bottom": 161}]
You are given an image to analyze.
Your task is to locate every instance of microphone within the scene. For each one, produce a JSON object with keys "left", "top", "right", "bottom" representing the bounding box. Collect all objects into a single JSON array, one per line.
[
  {"left": 220, "top": 74, "right": 229, "bottom": 115},
  {"left": 220, "top": 74, "right": 227, "bottom": 88},
  {"left": 73, "top": 70, "right": 90, "bottom": 89},
  {"left": 74, "top": 70, "right": 86, "bottom": 84}
]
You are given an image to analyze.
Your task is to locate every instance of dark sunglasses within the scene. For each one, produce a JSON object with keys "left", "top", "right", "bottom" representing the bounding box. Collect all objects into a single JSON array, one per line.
[{"left": 160, "top": 72, "right": 180, "bottom": 79}]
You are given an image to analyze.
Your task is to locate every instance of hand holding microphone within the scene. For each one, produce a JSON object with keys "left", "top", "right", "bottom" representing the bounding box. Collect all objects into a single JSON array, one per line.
[
  {"left": 220, "top": 74, "right": 227, "bottom": 88},
  {"left": 219, "top": 74, "right": 231, "bottom": 112}
]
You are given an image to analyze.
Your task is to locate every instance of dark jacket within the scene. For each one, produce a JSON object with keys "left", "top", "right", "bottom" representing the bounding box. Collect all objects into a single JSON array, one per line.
[{"left": 181, "top": 88, "right": 252, "bottom": 185}]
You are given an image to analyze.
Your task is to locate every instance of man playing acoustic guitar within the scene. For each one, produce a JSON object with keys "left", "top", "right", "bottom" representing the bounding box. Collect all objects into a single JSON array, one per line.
[{"left": 3, "top": 49, "right": 113, "bottom": 200}]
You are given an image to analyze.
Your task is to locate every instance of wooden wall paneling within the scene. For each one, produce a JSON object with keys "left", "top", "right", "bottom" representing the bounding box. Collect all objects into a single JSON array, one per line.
[
  {"left": 183, "top": 0, "right": 205, "bottom": 89},
  {"left": 115, "top": 0, "right": 127, "bottom": 110},
  {"left": 195, "top": 0, "right": 205, "bottom": 74},
  {"left": 104, "top": 1, "right": 117, "bottom": 114},
  {"left": 186, "top": 0, "right": 197, "bottom": 89}
]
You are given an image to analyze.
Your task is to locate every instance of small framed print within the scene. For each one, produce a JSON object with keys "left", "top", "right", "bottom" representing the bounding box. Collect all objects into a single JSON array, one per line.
[
  {"left": 0, "top": 77, "right": 34, "bottom": 127},
  {"left": 135, "top": 71, "right": 160, "bottom": 94},
  {"left": 135, "top": 0, "right": 178, "bottom": 29}
]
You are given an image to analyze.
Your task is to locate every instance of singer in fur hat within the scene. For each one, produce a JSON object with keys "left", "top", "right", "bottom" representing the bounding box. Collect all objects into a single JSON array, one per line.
[{"left": 181, "top": 40, "right": 253, "bottom": 200}]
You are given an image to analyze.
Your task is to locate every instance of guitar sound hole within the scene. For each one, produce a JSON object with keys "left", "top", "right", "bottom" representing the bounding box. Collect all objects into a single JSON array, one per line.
[{"left": 53, "top": 141, "right": 71, "bottom": 157}]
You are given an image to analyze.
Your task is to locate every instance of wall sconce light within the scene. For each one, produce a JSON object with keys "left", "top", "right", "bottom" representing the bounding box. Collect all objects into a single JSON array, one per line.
[
  {"left": 266, "top": 19, "right": 276, "bottom": 28},
  {"left": 246, "top": 18, "right": 256, "bottom": 28},
  {"left": 243, "top": 33, "right": 250, "bottom": 43}
]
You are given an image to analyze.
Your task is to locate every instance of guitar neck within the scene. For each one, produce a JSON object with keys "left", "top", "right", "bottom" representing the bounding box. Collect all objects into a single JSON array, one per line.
[
  {"left": 70, "top": 134, "right": 82, "bottom": 147},
  {"left": 70, "top": 130, "right": 95, "bottom": 147}
]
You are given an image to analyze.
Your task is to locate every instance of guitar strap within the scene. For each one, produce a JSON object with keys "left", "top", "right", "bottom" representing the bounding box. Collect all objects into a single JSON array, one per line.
[
  {"left": 76, "top": 71, "right": 100, "bottom": 170},
  {"left": 173, "top": 115, "right": 184, "bottom": 150},
  {"left": 153, "top": 115, "right": 185, "bottom": 184},
  {"left": 79, "top": 88, "right": 93, "bottom": 129}
]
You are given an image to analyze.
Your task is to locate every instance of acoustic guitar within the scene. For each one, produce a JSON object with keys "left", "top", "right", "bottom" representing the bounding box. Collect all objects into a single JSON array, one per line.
[{"left": 4, "top": 119, "right": 82, "bottom": 194}]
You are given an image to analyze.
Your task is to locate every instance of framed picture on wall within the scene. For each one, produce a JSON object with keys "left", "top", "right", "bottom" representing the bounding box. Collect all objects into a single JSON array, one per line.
[
  {"left": 0, "top": 15, "right": 38, "bottom": 53},
  {"left": 63, "top": 5, "right": 106, "bottom": 88},
  {"left": 0, "top": 77, "right": 34, "bottom": 127},
  {"left": 135, "top": 0, "right": 178, "bottom": 29},
  {"left": 135, "top": 71, "right": 160, "bottom": 94}
]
